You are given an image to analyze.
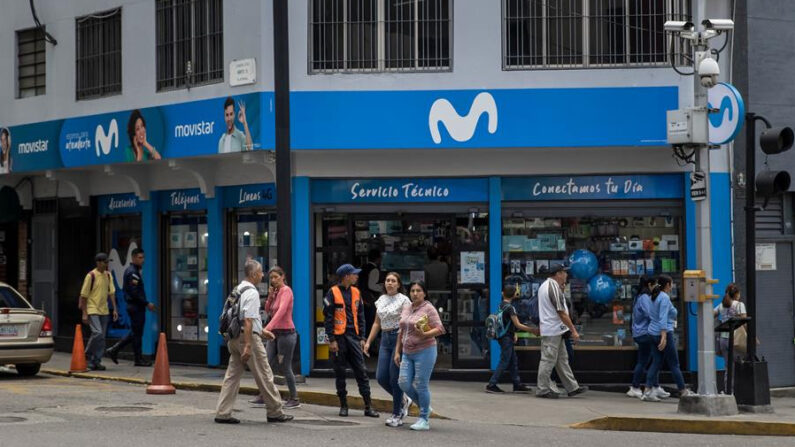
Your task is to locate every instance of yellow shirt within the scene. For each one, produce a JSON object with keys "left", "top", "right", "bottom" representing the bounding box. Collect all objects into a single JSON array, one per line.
[{"left": 80, "top": 269, "right": 115, "bottom": 315}]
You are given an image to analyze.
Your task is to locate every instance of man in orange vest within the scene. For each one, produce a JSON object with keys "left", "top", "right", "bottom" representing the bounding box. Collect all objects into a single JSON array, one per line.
[{"left": 323, "top": 263, "right": 379, "bottom": 418}]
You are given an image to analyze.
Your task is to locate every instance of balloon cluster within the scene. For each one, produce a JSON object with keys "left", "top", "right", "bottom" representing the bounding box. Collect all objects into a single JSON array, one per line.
[{"left": 567, "top": 249, "right": 616, "bottom": 304}]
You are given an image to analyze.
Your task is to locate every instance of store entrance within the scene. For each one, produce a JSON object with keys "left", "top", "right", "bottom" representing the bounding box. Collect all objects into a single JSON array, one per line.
[{"left": 314, "top": 211, "right": 490, "bottom": 371}]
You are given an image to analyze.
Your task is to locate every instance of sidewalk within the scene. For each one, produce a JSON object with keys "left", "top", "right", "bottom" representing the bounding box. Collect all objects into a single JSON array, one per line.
[{"left": 41, "top": 352, "right": 795, "bottom": 436}]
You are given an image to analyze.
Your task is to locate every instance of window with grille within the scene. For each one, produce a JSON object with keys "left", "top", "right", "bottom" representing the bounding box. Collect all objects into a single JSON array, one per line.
[
  {"left": 156, "top": 0, "right": 224, "bottom": 91},
  {"left": 76, "top": 9, "right": 122, "bottom": 100},
  {"left": 17, "top": 28, "right": 46, "bottom": 98},
  {"left": 503, "top": 0, "right": 692, "bottom": 70},
  {"left": 310, "top": 0, "right": 452, "bottom": 73}
]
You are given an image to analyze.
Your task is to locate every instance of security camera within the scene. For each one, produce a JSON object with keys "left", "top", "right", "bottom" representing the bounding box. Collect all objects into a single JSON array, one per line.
[
  {"left": 702, "top": 19, "right": 734, "bottom": 31},
  {"left": 698, "top": 57, "right": 720, "bottom": 88},
  {"left": 664, "top": 20, "right": 694, "bottom": 32}
]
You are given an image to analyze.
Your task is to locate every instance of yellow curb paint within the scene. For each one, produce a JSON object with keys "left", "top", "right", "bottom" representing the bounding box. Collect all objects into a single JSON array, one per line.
[
  {"left": 41, "top": 368, "right": 446, "bottom": 419},
  {"left": 572, "top": 416, "right": 795, "bottom": 437}
]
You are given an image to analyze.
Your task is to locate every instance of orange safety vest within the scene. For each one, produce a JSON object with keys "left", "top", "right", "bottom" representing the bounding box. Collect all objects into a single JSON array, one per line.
[{"left": 331, "top": 285, "right": 361, "bottom": 336}]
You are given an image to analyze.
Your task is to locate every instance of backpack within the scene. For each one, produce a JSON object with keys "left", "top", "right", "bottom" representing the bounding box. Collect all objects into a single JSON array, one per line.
[
  {"left": 485, "top": 304, "right": 512, "bottom": 340},
  {"left": 218, "top": 285, "right": 255, "bottom": 340}
]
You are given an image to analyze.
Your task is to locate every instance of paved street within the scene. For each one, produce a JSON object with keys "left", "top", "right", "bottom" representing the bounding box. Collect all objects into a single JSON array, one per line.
[{"left": 1, "top": 368, "right": 793, "bottom": 447}]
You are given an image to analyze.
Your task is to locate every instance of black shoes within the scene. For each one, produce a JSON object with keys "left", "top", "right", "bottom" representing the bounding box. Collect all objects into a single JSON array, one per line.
[
  {"left": 339, "top": 395, "right": 349, "bottom": 417},
  {"left": 89, "top": 363, "right": 107, "bottom": 371},
  {"left": 513, "top": 384, "right": 532, "bottom": 393},
  {"left": 214, "top": 417, "right": 240, "bottom": 424},
  {"left": 134, "top": 358, "right": 153, "bottom": 367},
  {"left": 536, "top": 391, "right": 559, "bottom": 399},
  {"left": 105, "top": 348, "right": 119, "bottom": 365},
  {"left": 267, "top": 414, "right": 294, "bottom": 423},
  {"left": 485, "top": 384, "right": 504, "bottom": 393},
  {"left": 363, "top": 407, "right": 379, "bottom": 418},
  {"left": 339, "top": 406, "right": 349, "bottom": 417},
  {"left": 568, "top": 386, "right": 589, "bottom": 397}
]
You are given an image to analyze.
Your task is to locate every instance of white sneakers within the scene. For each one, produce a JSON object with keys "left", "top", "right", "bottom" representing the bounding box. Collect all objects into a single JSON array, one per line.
[
  {"left": 626, "top": 387, "right": 643, "bottom": 398},
  {"left": 652, "top": 386, "right": 671, "bottom": 399},
  {"left": 641, "top": 389, "right": 661, "bottom": 402},
  {"left": 385, "top": 415, "right": 403, "bottom": 427},
  {"left": 680, "top": 389, "right": 695, "bottom": 397}
]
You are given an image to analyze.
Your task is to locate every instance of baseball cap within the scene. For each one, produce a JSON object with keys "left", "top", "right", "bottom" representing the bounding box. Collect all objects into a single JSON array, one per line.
[
  {"left": 548, "top": 263, "right": 570, "bottom": 275},
  {"left": 95, "top": 252, "right": 109, "bottom": 262},
  {"left": 336, "top": 263, "right": 362, "bottom": 277}
]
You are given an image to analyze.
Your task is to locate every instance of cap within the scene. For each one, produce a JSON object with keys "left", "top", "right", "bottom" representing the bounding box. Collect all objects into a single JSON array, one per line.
[
  {"left": 336, "top": 263, "right": 362, "bottom": 277},
  {"left": 548, "top": 263, "right": 570, "bottom": 275},
  {"left": 95, "top": 252, "right": 109, "bottom": 262}
]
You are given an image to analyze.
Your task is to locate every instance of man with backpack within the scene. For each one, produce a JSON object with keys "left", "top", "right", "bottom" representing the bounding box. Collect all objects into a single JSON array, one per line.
[
  {"left": 79, "top": 253, "right": 119, "bottom": 371},
  {"left": 486, "top": 284, "right": 538, "bottom": 394},
  {"left": 214, "top": 259, "right": 293, "bottom": 424}
]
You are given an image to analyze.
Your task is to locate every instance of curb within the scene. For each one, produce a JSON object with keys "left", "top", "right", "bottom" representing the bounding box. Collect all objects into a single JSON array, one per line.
[
  {"left": 41, "top": 368, "right": 447, "bottom": 420},
  {"left": 571, "top": 416, "right": 795, "bottom": 437}
]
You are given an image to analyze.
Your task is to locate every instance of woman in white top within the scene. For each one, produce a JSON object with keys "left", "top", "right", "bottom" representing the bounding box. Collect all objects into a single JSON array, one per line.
[
  {"left": 364, "top": 271, "right": 411, "bottom": 427},
  {"left": 713, "top": 283, "right": 747, "bottom": 394}
]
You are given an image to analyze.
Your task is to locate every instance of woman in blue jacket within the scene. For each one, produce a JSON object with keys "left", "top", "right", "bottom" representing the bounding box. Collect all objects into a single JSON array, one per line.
[
  {"left": 642, "top": 275, "right": 692, "bottom": 402},
  {"left": 627, "top": 276, "right": 669, "bottom": 399}
]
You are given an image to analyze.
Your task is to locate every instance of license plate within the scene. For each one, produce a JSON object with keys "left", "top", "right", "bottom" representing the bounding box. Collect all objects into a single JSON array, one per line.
[{"left": 0, "top": 325, "right": 19, "bottom": 337}]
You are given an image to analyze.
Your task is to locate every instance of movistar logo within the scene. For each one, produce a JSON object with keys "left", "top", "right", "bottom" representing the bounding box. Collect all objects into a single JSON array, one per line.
[
  {"left": 708, "top": 96, "right": 733, "bottom": 128},
  {"left": 428, "top": 92, "right": 498, "bottom": 144},
  {"left": 95, "top": 119, "right": 119, "bottom": 156}
]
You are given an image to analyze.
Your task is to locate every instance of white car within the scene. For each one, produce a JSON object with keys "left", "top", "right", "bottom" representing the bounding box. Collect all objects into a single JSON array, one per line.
[{"left": 0, "top": 282, "right": 54, "bottom": 376}]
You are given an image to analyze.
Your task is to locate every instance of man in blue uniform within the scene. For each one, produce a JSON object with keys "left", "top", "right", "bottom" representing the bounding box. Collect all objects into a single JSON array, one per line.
[{"left": 106, "top": 248, "right": 156, "bottom": 366}]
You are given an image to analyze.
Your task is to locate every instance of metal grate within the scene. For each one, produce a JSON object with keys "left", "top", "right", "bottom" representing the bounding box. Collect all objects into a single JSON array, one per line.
[
  {"left": 756, "top": 195, "right": 785, "bottom": 236},
  {"left": 310, "top": 0, "right": 452, "bottom": 74},
  {"left": 503, "top": 0, "right": 692, "bottom": 70},
  {"left": 76, "top": 8, "right": 122, "bottom": 100},
  {"left": 17, "top": 28, "right": 46, "bottom": 98},
  {"left": 156, "top": 0, "right": 224, "bottom": 91}
]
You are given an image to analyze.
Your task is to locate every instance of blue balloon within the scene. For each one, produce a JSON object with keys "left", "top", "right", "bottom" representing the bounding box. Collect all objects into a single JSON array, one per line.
[
  {"left": 568, "top": 249, "right": 599, "bottom": 280},
  {"left": 587, "top": 274, "right": 617, "bottom": 304}
]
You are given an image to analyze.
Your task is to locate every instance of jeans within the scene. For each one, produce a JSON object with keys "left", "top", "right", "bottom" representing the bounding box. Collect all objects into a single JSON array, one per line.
[
  {"left": 719, "top": 337, "right": 742, "bottom": 394},
  {"left": 266, "top": 330, "right": 298, "bottom": 399},
  {"left": 376, "top": 329, "right": 404, "bottom": 416},
  {"left": 85, "top": 314, "right": 109, "bottom": 366},
  {"left": 331, "top": 334, "right": 371, "bottom": 399},
  {"left": 398, "top": 346, "right": 437, "bottom": 420},
  {"left": 646, "top": 332, "right": 686, "bottom": 390},
  {"left": 488, "top": 335, "right": 520, "bottom": 387},
  {"left": 631, "top": 334, "right": 657, "bottom": 388},
  {"left": 111, "top": 305, "right": 146, "bottom": 360}
]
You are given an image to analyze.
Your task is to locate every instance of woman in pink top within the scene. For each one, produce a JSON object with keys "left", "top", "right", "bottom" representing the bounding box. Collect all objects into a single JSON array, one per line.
[
  {"left": 262, "top": 266, "right": 299, "bottom": 408},
  {"left": 394, "top": 281, "right": 445, "bottom": 431}
]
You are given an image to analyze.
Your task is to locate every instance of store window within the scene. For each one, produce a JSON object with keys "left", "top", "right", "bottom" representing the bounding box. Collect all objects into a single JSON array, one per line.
[
  {"left": 166, "top": 214, "right": 209, "bottom": 342},
  {"left": 314, "top": 211, "right": 489, "bottom": 370},
  {"left": 101, "top": 214, "right": 142, "bottom": 339},
  {"left": 502, "top": 214, "right": 684, "bottom": 350}
]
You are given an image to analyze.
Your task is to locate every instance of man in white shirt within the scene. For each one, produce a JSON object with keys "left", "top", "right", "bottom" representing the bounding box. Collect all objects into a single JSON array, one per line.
[
  {"left": 536, "top": 264, "right": 587, "bottom": 399},
  {"left": 215, "top": 259, "right": 293, "bottom": 424}
]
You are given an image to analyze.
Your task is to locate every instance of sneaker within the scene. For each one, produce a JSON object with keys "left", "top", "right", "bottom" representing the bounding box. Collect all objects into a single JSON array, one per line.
[
  {"left": 626, "top": 387, "right": 643, "bottom": 398},
  {"left": 652, "top": 387, "right": 671, "bottom": 399},
  {"left": 283, "top": 399, "right": 301, "bottom": 409},
  {"left": 536, "top": 390, "right": 559, "bottom": 399},
  {"left": 410, "top": 418, "right": 430, "bottom": 431},
  {"left": 485, "top": 384, "right": 505, "bottom": 394},
  {"left": 385, "top": 415, "right": 403, "bottom": 427},
  {"left": 214, "top": 416, "right": 240, "bottom": 424},
  {"left": 679, "top": 389, "right": 695, "bottom": 398},
  {"left": 400, "top": 395, "right": 412, "bottom": 420},
  {"left": 267, "top": 414, "right": 294, "bottom": 423},
  {"left": 567, "top": 386, "right": 588, "bottom": 397},
  {"left": 249, "top": 396, "right": 266, "bottom": 407},
  {"left": 641, "top": 390, "right": 661, "bottom": 402},
  {"left": 513, "top": 383, "right": 532, "bottom": 393}
]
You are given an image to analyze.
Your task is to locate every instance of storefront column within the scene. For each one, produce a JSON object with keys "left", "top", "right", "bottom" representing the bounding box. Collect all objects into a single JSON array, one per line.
[
  {"left": 141, "top": 193, "right": 159, "bottom": 356},
  {"left": 207, "top": 187, "right": 224, "bottom": 366},
  {"left": 685, "top": 172, "right": 733, "bottom": 371},
  {"left": 292, "top": 176, "right": 311, "bottom": 376},
  {"left": 489, "top": 176, "right": 502, "bottom": 370}
]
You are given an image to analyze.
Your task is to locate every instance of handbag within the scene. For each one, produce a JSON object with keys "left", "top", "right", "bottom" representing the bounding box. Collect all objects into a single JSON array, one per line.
[{"left": 733, "top": 325, "right": 748, "bottom": 354}]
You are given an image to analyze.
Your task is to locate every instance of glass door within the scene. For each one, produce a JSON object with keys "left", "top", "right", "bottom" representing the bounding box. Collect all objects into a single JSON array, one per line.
[
  {"left": 166, "top": 213, "right": 208, "bottom": 343},
  {"left": 100, "top": 214, "right": 142, "bottom": 339},
  {"left": 228, "top": 210, "right": 277, "bottom": 300}
]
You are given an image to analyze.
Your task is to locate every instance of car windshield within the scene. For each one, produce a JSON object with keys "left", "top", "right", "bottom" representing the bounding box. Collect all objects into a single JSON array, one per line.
[{"left": 0, "top": 287, "right": 30, "bottom": 309}]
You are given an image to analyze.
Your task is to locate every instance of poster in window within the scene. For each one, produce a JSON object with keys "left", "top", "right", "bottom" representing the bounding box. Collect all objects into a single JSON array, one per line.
[{"left": 460, "top": 251, "right": 485, "bottom": 284}]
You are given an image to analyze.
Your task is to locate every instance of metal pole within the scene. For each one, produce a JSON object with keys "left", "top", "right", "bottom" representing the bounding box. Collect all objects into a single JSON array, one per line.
[
  {"left": 692, "top": 0, "right": 718, "bottom": 396},
  {"left": 273, "top": 0, "right": 292, "bottom": 281},
  {"left": 744, "top": 113, "right": 757, "bottom": 361}
]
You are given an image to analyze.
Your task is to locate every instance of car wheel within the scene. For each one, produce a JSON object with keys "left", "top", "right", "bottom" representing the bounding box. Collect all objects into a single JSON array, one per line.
[{"left": 15, "top": 363, "right": 41, "bottom": 377}]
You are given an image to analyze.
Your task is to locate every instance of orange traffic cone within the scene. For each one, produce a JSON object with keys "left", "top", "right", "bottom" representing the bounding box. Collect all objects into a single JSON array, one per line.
[
  {"left": 146, "top": 332, "right": 176, "bottom": 395},
  {"left": 69, "top": 324, "right": 88, "bottom": 373}
]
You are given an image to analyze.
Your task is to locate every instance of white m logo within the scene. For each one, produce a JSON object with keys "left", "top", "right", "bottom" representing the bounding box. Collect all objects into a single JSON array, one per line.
[
  {"left": 428, "top": 92, "right": 498, "bottom": 144},
  {"left": 95, "top": 119, "right": 119, "bottom": 156}
]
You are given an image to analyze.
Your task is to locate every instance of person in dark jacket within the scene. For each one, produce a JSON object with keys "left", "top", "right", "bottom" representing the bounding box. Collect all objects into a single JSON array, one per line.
[
  {"left": 106, "top": 248, "right": 156, "bottom": 366},
  {"left": 324, "top": 263, "right": 379, "bottom": 418}
]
